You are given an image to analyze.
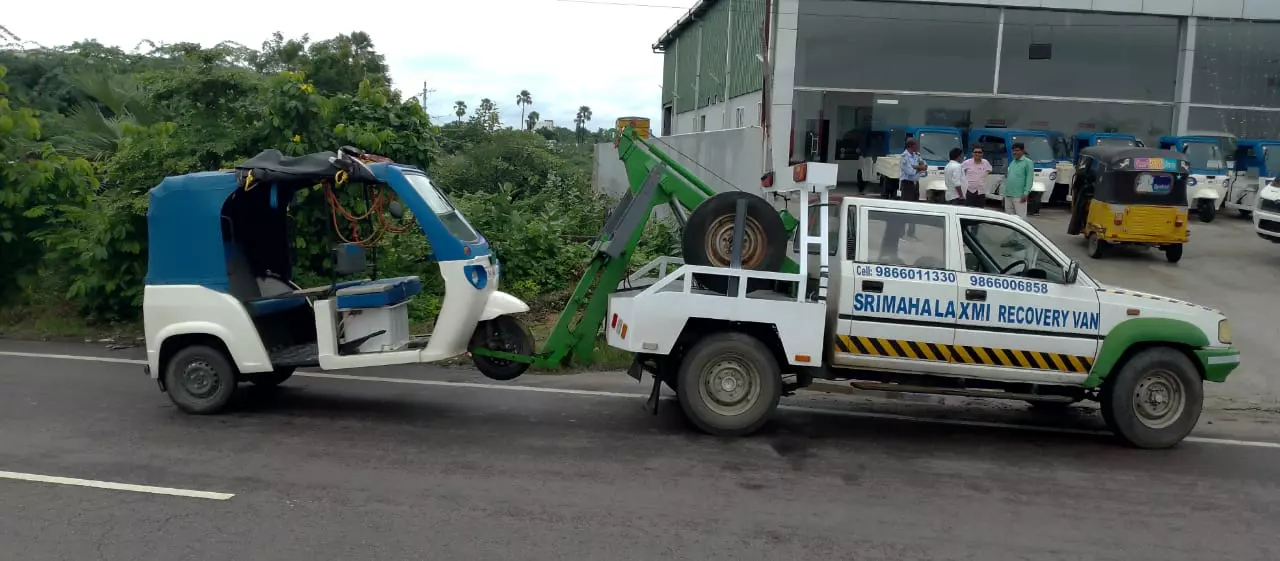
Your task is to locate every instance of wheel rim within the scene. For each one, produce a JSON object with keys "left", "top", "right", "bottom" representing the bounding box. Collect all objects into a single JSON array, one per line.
[
  {"left": 697, "top": 355, "right": 761, "bottom": 417},
  {"left": 481, "top": 322, "right": 522, "bottom": 367},
  {"left": 703, "top": 214, "right": 766, "bottom": 268},
  {"left": 1132, "top": 369, "right": 1186, "bottom": 430},
  {"left": 182, "top": 360, "right": 221, "bottom": 400}
]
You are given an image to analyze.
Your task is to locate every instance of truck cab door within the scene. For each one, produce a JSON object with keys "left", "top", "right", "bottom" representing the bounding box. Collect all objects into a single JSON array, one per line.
[
  {"left": 834, "top": 206, "right": 958, "bottom": 373},
  {"left": 954, "top": 216, "right": 1101, "bottom": 382}
]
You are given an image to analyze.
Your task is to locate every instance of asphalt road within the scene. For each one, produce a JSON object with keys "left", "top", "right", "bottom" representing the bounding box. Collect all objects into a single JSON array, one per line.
[{"left": 2, "top": 341, "right": 1279, "bottom": 561}]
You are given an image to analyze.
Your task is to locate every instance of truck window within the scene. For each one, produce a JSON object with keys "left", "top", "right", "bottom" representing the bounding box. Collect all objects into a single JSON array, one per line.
[
  {"left": 959, "top": 219, "right": 1065, "bottom": 282},
  {"left": 864, "top": 210, "right": 947, "bottom": 269}
]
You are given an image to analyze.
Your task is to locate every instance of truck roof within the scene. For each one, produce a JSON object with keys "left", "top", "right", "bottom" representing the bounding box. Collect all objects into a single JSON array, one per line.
[{"left": 836, "top": 196, "right": 1031, "bottom": 221}]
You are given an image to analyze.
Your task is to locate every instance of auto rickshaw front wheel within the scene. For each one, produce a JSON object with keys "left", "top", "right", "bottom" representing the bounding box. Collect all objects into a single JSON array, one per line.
[
  {"left": 1197, "top": 199, "right": 1217, "bottom": 223},
  {"left": 470, "top": 314, "right": 535, "bottom": 381},
  {"left": 1163, "top": 244, "right": 1184, "bottom": 264},
  {"left": 163, "top": 344, "right": 238, "bottom": 415}
]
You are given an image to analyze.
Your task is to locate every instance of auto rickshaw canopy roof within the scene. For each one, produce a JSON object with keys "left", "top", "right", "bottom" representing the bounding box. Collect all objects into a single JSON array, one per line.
[{"left": 1078, "top": 146, "right": 1189, "bottom": 205}]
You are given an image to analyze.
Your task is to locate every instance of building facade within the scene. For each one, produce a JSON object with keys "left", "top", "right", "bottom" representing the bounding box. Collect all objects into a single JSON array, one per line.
[{"left": 656, "top": 0, "right": 1280, "bottom": 190}]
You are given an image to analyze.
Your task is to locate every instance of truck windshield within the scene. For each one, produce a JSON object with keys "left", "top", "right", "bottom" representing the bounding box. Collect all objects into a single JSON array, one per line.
[
  {"left": 917, "top": 132, "right": 961, "bottom": 161},
  {"left": 1265, "top": 147, "right": 1280, "bottom": 176},
  {"left": 1184, "top": 143, "right": 1227, "bottom": 172},
  {"left": 1095, "top": 137, "right": 1136, "bottom": 148},
  {"left": 403, "top": 172, "right": 480, "bottom": 242},
  {"left": 1012, "top": 135, "right": 1056, "bottom": 164}
]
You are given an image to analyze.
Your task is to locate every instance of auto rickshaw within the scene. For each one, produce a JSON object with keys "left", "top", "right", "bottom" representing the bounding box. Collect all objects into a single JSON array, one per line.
[
  {"left": 1067, "top": 146, "right": 1191, "bottom": 263},
  {"left": 143, "top": 146, "right": 534, "bottom": 414},
  {"left": 1227, "top": 139, "right": 1280, "bottom": 218}
]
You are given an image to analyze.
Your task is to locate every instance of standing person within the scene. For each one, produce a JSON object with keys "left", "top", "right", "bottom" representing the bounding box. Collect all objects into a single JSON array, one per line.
[
  {"left": 1003, "top": 142, "right": 1033, "bottom": 218},
  {"left": 944, "top": 147, "right": 965, "bottom": 205},
  {"left": 962, "top": 147, "right": 993, "bottom": 207},
  {"left": 898, "top": 138, "right": 927, "bottom": 238}
]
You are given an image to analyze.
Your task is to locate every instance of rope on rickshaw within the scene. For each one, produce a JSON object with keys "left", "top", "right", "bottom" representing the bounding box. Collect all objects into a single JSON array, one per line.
[{"left": 322, "top": 168, "right": 416, "bottom": 249}]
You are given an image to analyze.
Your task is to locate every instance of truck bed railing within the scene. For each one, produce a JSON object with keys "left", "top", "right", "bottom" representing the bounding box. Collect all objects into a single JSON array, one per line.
[
  {"left": 622, "top": 256, "right": 685, "bottom": 289},
  {"left": 628, "top": 263, "right": 808, "bottom": 302}
]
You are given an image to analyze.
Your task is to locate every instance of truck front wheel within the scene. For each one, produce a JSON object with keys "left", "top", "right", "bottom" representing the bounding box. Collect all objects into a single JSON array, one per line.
[
  {"left": 1100, "top": 347, "right": 1203, "bottom": 449},
  {"left": 676, "top": 332, "right": 781, "bottom": 437}
]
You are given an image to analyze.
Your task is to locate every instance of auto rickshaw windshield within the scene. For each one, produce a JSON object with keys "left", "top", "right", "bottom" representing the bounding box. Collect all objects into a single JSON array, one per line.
[
  {"left": 1095, "top": 137, "right": 1136, "bottom": 148},
  {"left": 1184, "top": 142, "right": 1227, "bottom": 171},
  {"left": 917, "top": 132, "right": 961, "bottom": 160},
  {"left": 1264, "top": 146, "right": 1280, "bottom": 175},
  {"left": 1012, "top": 135, "right": 1056, "bottom": 164},
  {"left": 402, "top": 172, "right": 480, "bottom": 242}
]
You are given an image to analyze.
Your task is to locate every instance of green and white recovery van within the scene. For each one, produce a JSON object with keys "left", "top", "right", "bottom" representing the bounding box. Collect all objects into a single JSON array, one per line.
[{"left": 607, "top": 162, "right": 1241, "bottom": 449}]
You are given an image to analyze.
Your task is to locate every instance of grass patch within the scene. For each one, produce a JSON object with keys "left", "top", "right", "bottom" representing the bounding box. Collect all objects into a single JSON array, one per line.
[{"left": 0, "top": 301, "right": 141, "bottom": 343}]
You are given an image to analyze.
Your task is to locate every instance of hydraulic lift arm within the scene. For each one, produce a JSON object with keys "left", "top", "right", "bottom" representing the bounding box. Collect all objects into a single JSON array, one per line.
[{"left": 472, "top": 126, "right": 798, "bottom": 369}]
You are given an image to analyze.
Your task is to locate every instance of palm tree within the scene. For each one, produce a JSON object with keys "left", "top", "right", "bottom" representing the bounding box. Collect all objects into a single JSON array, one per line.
[
  {"left": 574, "top": 105, "right": 593, "bottom": 143},
  {"left": 526, "top": 111, "right": 540, "bottom": 132},
  {"left": 453, "top": 101, "right": 467, "bottom": 122},
  {"left": 516, "top": 90, "right": 532, "bottom": 129}
]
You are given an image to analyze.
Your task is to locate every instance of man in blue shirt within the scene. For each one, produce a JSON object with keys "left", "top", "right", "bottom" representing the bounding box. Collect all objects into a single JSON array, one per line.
[{"left": 898, "top": 138, "right": 927, "bottom": 202}]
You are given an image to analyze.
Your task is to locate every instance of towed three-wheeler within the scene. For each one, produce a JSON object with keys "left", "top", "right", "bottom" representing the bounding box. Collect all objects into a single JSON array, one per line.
[
  {"left": 1068, "top": 146, "right": 1191, "bottom": 262},
  {"left": 143, "top": 147, "right": 534, "bottom": 413}
]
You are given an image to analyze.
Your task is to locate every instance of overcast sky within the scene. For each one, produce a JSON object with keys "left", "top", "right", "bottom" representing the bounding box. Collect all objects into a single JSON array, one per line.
[{"left": 5, "top": 0, "right": 696, "bottom": 129}]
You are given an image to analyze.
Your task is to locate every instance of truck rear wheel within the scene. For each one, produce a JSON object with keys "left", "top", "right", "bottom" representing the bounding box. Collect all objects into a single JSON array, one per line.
[
  {"left": 1100, "top": 347, "right": 1203, "bottom": 449},
  {"left": 676, "top": 332, "right": 781, "bottom": 437},
  {"left": 682, "top": 191, "right": 787, "bottom": 294},
  {"left": 164, "top": 344, "right": 238, "bottom": 414}
]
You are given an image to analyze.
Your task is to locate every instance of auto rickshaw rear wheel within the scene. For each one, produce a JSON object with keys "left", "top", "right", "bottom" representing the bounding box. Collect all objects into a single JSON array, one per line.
[
  {"left": 1163, "top": 244, "right": 1183, "bottom": 263},
  {"left": 164, "top": 344, "right": 237, "bottom": 414},
  {"left": 1086, "top": 233, "right": 1107, "bottom": 258}
]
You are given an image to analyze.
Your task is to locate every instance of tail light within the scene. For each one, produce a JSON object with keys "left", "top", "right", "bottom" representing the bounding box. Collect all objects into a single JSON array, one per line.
[
  {"left": 1174, "top": 213, "right": 1185, "bottom": 227},
  {"left": 1114, "top": 211, "right": 1124, "bottom": 225},
  {"left": 793, "top": 163, "right": 808, "bottom": 183}
]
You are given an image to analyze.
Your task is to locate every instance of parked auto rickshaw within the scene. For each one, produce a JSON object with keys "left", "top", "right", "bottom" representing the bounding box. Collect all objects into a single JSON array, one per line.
[
  {"left": 143, "top": 146, "right": 534, "bottom": 414},
  {"left": 1067, "top": 146, "right": 1191, "bottom": 263},
  {"left": 1159, "top": 135, "right": 1230, "bottom": 222},
  {"left": 1227, "top": 139, "right": 1280, "bottom": 218},
  {"left": 1052, "top": 132, "right": 1142, "bottom": 204}
]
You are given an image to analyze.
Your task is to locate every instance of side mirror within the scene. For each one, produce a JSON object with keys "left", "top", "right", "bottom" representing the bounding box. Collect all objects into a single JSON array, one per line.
[
  {"left": 1064, "top": 261, "right": 1080, "bottom": 285},
  {"left": 388, "top": 201, "right": 405, "bottom": 220}
]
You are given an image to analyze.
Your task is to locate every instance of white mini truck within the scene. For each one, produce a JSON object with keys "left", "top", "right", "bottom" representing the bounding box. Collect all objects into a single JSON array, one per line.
[
  {"left": 607, "top": 162, "right": 1241, "bottom": 449},
  {"left": 143, "top": 147, "right": 534, "bottom": 414}
]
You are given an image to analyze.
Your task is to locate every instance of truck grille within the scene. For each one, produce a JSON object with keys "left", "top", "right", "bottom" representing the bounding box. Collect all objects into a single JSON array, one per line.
[
  {"left": 1260, "top": 198, "right": 1280, "bottom": 213},
  {"left": 1260, "top": 219, "right": 1280, "bottom": 234}
]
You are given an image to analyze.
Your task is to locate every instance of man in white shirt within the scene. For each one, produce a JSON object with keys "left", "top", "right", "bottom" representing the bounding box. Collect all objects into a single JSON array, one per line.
[{"left": 943, "top": 147, "right": 965, "bottom": 205}]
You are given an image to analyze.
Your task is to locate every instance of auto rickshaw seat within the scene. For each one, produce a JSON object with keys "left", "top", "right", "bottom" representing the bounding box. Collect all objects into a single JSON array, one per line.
[{"left": 334, "top": 277, "right": 422, "bottom": 310}]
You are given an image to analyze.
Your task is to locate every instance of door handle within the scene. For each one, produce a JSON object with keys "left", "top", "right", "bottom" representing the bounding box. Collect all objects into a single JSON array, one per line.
[
  {"left": 862, "top": 280, "right": 884, "bottom": 293},
  {"left": 965, "top": 289, "right": 987, "bottom": 301}
]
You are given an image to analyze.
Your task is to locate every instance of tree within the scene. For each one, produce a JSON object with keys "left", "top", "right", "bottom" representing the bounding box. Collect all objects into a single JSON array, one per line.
[
  {"left": 249, "top": 31, "right": 389, "bottom": 95},
  {"left": 473, "top": 98, "right": 499, "bottom": 132},
  {"left": 526, "top": 110, "right": 540, "bottom": 132},
  {"left": 574, "top": 105, "right": 593, "bottom": 143},
  {"left": 454, "top": 100, "right": 466, "bottom": 122},
  {"left": 516, "top": 89, "right": 532, "bottom": 130}
]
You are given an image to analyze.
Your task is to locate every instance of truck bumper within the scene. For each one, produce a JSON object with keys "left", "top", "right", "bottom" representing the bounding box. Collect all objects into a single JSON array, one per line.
[{"left": 1194, "top": 347, "right": 1241, "bottom": 382}]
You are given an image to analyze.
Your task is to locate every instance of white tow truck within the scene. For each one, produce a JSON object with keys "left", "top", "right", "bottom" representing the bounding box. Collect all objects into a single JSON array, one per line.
[{"left": 607, "top": 162, "right": 1241, "bottom": 449}]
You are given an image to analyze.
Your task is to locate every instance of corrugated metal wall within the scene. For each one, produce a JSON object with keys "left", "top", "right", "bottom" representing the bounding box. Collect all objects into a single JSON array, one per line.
[
  {"left": 675, "top": 27, "right": 700, "bottom": 113},
  {"left": 662, "top": 0, "right": 766, "bottom": 115},
  {"left": 728, "top": 0, "right": 764, "bottom": 99},
  {"left": 697, "top": 1, "right": 729, "bottom": 109}
]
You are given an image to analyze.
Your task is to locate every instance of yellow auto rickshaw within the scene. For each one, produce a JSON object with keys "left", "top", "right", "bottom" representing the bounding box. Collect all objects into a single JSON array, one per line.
[{"left": 1067, "top": 146, "right": 1191, "bottom": 263}]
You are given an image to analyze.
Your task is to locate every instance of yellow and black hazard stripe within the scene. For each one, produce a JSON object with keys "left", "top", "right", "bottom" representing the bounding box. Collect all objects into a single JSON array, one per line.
[{"left": 834, "top": 335, "right": 1094, "bottom": 374}]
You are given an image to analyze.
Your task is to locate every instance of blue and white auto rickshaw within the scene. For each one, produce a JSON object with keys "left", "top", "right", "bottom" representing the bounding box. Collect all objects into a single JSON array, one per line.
[
  {"left": 1052, "top": 132, "right": 1141, "bottom": 203},
  {"left": 1227, "top": 139, "right": 1280, "bottom": 218},
  {"left": 967, "top": 128, "right": 1056, "bottom": 214},
  {"left": 143, "top": 146, "right": 534, "bottom": 414},
  {"left": 1160, "top": 136, "right": 1231, "bottom": 222},
  {"left": 903, "top": 126, "right": 964, "bottom": 202}
]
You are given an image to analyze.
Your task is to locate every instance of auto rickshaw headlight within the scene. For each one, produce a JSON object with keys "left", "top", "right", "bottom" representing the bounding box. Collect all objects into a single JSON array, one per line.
[
  {"left": 1218, "top": 319, "right": 1233, "bottom": 345},
  {"left": 1049, "top": 171, "right": 1058, "bottom": 182},
  {"left": 1188, "top": 177, "right": 1198, "bottom": 187}
]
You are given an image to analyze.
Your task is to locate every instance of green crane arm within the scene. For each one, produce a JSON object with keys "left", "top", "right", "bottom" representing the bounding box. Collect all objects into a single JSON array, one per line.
[{"left": 471, "top": 126, "right": 796, "bottom": 369}]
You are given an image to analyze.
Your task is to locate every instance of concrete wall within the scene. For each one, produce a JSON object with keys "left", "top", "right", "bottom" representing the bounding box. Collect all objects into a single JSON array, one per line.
[
  {"left": 593, "top": 126, "right": 767, "bottom": 219},
  {"left": 673, "top": 91, "right": 764, "bottom": 136}
]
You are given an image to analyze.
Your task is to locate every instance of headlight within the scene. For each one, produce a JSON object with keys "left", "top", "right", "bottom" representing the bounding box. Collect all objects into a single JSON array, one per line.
[
  {"left": 1188, "top": 177, "right": 1198, "bottom": 187},
  {"left": 1049, "top": 171, "right": 1058, "bottom": 182},
  {"left": 1218, "top": 319, "right": 1233, "bottom": 345}
]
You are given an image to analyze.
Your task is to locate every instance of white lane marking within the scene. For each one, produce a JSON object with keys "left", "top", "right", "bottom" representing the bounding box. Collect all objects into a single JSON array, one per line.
[
  {"left": 0, "top": 470, "right": 234, "bottom": 500},
  {"left": 0, "top": 351, "right": 145, "bottom": 365},
  {"left": 3, "top": 350, "right": 1279, "bottom": 450}
]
